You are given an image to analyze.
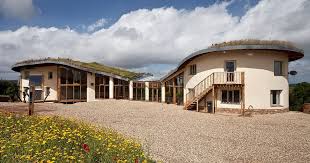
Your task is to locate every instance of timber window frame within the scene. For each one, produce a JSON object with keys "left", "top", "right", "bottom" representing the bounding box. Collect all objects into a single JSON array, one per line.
[
  {"left": 274, "top": 61, "right": 283, "bottom": 76},
  {"left": 221, "top": 90, "right": 240, "bottom": 104},
  {"left": 189, "top": 64, "right": 197, "bottom": 75},
  {"left": 270, "top": 90, "right": 281, "bottom": 107},
  {"left": 48, "top": 72, "right": 53, "bottom": 79}
]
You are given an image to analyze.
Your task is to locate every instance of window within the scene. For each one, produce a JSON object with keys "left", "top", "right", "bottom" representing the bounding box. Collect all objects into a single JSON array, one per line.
[
  {"left": 221, "top": 90, "right": 240, "bottom": 103},
  {"left": 189, "top": 64, "right": 197, "bottom": 75},
  {"left": 29, "top": 75, "right": 43, "bottom": 86},
  {"left": 48, "top": 72, "right": 53, "bottom": 79},
  {"left": 274, "top": 61, "right": 283, "bottom": 76},
  {"left": 24, "top": 71, "right": 29, "bottom": 79},
  {"left": 271, "top": 90, "right": 281, "bottom": 106}
]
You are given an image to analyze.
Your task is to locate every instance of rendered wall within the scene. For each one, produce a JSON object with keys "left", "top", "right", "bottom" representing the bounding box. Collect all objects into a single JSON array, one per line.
[
  {"left": 20, "top": 66, "right": 58, "bottom": 102},
  {"left": 87, "top": 72, "right": 95, "bottom": 102},
  {"left": 183, "top": 50, "right": 289, "bottom": 110}
]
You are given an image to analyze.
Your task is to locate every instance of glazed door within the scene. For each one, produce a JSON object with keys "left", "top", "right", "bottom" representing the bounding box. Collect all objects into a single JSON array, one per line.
[
  {"left": 225, "top": 61, "right": 236, "bottom": 82},
  {"left": 29, "top": 75, "right": 43, "bottom": 101}
]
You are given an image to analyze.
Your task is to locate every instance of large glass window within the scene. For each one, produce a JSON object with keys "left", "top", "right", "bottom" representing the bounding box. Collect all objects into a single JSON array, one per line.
[
  {"left": 274, "top": 61, "right": 283, "bottom": 76},
  {"left": 59, "top": 67, "right": 87, "bottom": 102},
  {"left": 29, "top": 75, "right": 43, "bottom": 86},
  {"left": 221, "top": 90, "right": 240, "bottom": 103}
]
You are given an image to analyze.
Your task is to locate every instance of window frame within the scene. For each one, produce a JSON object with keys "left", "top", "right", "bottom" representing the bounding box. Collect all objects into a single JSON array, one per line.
[
  {"left": 189, "top": 64, "right": 197, "bottom": 75},
  {"left": 48, "top": 72, "right": 53, "bottom": 80},
  {"left": 221, "top": 90, "right": 240, "bottom": 104},
  {"left": 270, "top": 90, "right": 282, "bottom": 107},
  {"left": 274, "top": 61, "right": 283, "bottom": 76}
]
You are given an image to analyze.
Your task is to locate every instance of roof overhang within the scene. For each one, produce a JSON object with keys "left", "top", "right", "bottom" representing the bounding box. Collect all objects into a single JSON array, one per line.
[
  {"left": 160, "top": 44, "right": 304, "bottom": 82},
  {"left": 11, "top": 60, "right": 130, "bottom": 81}
]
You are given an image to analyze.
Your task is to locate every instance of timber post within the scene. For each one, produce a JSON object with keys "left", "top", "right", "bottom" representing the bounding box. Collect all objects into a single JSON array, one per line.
[{"left": 28, "top": 85, "right": 35, "bottom": 116}]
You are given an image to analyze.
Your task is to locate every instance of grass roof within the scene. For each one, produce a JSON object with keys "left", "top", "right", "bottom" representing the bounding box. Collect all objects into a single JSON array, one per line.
[
  {"left": 15, "top": 58, "right": 145, "bottom": 80},
  {"left": 209, "top": 39, "right": 300, "bottom": 50}
]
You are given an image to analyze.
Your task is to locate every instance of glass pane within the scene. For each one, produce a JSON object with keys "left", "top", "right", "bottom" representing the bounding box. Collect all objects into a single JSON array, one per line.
[
  {"left": 29, "top": 75, "right": 42, "bottom": 86},
  {"left": 67, "top": 69, "right": 73, "bottom": 84},
  {"left": 226, "top": 61, "right": 235, "bottom": 72},
  {"left": 228, "top": 91, "right": 233, "bottom": 102},
  {"left": 74, "top": 71, "right": 81, "bottom": 84},
  {"left": 81, "top": 72, "right": 87, "bottom": 84},
  {"left": 222, "top": 90, "right": 227, "bottom": 103},
  {"left": 74, "top": 86, "right": 80, "bottom": 100},
  {"left": 67, "top": 86, "right": 73, "bottom": 99},
  {"left": 274, "top": 61, "right": 282, "bottom": 76},
  {"left": 81, "top": 86, "right": 87, "bottom": 99},
  {"left": 60, "top": 68, "right": 67, "bottom": 84},
  {"left": 60, "top": 86, "right": 66, "bottom": 100},
  {"left": 234, "top": 90, "right": 240, "bottom": 103}
]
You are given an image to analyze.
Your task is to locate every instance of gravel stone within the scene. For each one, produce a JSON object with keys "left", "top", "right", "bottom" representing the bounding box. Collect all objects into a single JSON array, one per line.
[{"left": 3, "top": 100, "right": 310, "bottom": 162}]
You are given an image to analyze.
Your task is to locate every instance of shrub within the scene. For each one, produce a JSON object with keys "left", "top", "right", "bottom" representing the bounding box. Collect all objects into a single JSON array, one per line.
[
  {"left": 289, "top": 82, "right": 310, "bottom": 111},
  {"left": 0, "top": 113, "right": 154, "bottom": 162}
]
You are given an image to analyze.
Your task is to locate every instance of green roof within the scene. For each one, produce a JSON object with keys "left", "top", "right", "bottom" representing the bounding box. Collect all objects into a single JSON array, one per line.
[
  {"left": 210, "top": 39, "right": 300, "bottom": 49},
  {"left": 13, "top": 58, "right": 145, "bottom": 80}
]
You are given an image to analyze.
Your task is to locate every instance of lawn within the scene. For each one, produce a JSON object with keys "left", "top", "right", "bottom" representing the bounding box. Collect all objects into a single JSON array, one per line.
[{"left": 0, "top": 113, "right": 153, "bottom": 162}]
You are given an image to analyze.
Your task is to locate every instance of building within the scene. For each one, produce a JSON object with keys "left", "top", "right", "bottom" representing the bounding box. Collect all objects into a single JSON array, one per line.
[{"left": 12, "top": 40, "right": 304, "bottom": 113}]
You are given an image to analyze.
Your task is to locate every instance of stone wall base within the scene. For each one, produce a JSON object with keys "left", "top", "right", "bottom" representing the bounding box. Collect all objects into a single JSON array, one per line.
[{"left": 216, "top": 108, "right": 289, "bottom": 114}]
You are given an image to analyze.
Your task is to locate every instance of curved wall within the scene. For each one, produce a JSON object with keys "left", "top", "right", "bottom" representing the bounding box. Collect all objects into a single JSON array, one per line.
[{"left": 183, "top": 50, "right": 289, "bottom": 110}]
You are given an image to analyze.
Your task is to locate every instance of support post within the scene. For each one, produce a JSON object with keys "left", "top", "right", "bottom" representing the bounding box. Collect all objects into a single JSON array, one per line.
[
  {"left": 212, "top": 86, "right": 215, "bottom": 114},
  {"left": 28, "top": 86, "right": 34, "bottom": 116},
  {"left": 145, "top": 82, "right": 149, "bottom": 101},
  {"left": 173, "top": 80, "right": 176, "bottom": 104},
  {"left": 109, "top": 76, "right": 114, "bottom": 99},
  {"left": 196, "top": 99, "right": 199, "bottom": 112},
  {"left": 161, "top": 83, "right": 165, "bottom": 103},
  {"left": 129, "top": 80, "right": 133, "bottom": 100}
]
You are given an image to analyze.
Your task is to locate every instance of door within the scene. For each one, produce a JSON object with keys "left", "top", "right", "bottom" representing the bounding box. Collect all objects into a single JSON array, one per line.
[
  {"left": 29, "top": 75, "right": 43, "bottom": 101},
  {"left": 207, "top": 101, "right": 213, "bottom": 113},
  {"left": 225, "top": 60, "right": 236, "bottom": 82}
]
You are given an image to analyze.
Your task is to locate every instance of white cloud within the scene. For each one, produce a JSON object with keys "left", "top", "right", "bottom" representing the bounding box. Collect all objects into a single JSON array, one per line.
[
  {"left": 87, "top": 18, "right": 107, "bottom": 32},
  {"left": 0, "top": 0, "right": 309, "bottom": 82},
  {"left": 0, "top": 0, "right": 36, "bottom": 20}
]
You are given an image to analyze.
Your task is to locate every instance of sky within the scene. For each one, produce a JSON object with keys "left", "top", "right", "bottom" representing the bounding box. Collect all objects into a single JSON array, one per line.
[{"left": 0, "top": 0, "right": 309, "bottom": 83}]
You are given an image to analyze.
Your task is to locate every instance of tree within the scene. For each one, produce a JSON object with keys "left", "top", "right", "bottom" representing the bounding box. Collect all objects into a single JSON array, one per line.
[
  {"left": 289, "top": 82, "right": 310, "bottom": 111},
  {"left": 0, "top": 80, "right": 19, "bottom": 101}
]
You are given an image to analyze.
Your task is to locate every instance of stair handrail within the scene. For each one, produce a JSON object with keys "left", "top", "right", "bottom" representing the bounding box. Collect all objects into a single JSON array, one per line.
[{"left": 186, "top": 73, "right": 214, "bottom": 104}]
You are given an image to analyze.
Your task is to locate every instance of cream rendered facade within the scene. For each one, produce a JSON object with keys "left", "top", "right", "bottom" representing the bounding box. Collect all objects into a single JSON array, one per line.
[
  {"left": 183, "top": 50, "right": 289, "bottom": 111},
  {"left": 20, "top": 66, "right": 58, "bottom": 102},
  {"left": 13, "top": 40, "right": 304, "bottom": 113}
]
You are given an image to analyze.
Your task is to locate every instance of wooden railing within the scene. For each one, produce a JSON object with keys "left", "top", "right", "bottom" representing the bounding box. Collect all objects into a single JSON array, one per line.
[{"left": 186, "top": 72, "right": 244, "bottom": 104}]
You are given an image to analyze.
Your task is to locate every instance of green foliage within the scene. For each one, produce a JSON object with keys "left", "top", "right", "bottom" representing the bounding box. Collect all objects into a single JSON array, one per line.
[
  {"left": 289, "top": 82, "right": 310, "bottom": 111},
  {"left": 0, "top": 114, "right": 154, "bottom": 162},
  {"left": 0, "top": 80, "right": 18, "bottom": 100}
]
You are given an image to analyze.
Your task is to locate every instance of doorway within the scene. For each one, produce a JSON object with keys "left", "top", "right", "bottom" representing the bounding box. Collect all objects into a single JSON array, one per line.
[{"left": 225, "top": 60, "right": 236, "bottom": 82}]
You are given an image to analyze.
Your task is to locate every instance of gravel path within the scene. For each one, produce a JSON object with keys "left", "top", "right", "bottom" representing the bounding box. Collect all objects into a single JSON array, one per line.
[{"left": 4, "top": 100, "right": 310, "bottom": 162}]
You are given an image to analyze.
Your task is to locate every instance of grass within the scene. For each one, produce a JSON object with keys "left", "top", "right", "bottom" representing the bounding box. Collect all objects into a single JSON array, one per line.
[
  {"left": 0, "top": 113, "right": 154, "bottom": 162},
  {"left": 209, "top": 39, "right": 301, "bottom": 51},
  {"left": 14, "top": 58, "right": 145, "bottom": 80}
]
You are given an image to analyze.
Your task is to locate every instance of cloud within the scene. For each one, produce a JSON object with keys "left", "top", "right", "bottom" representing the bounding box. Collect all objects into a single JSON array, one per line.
[
  {"left": 0, "top": 0, "right": 36, "bottom": 20},
  {"left": 87, "top": 18, "right": 107, "bottom": 32},
  {"left": 0, "top": 0, "right": 309, "bottom": 82}
]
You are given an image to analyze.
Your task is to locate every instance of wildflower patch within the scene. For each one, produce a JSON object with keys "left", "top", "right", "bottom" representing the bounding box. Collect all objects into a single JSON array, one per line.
[{"left": 0, "top": 113, "right": 153, "bottom": 162}]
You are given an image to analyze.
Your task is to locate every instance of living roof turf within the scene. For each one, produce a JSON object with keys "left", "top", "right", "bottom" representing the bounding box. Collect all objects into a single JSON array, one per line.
[
  {"left": 15, "top": 58, "right": 144, "bottom": 80},
  {"left": 209, "top": 39, "right": 300, "bottom": 50}
]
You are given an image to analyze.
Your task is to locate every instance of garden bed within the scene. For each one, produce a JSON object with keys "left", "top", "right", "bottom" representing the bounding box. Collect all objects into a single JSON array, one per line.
[{"left": 0, "top": 113, "right": 153, "bottom": 162}]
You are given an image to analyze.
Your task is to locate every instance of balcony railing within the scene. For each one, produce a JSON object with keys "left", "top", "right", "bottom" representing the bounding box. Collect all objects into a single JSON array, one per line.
[{"left": 186, "top": 72, "right": 244, "bottom": 104}]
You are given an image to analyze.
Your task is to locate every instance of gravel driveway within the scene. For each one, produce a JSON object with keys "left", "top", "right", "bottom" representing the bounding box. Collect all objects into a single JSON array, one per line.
[{"left": 13, "top": 100, "right": 310, "bottom": 162}]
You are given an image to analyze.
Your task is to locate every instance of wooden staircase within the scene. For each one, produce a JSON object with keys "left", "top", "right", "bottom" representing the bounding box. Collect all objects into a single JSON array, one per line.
[{"left": 184, "top": 73, "right": 215, "bottom": 110}]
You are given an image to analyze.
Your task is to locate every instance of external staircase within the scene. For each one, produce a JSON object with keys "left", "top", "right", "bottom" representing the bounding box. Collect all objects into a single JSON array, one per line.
[{"left": 184, "top": 72, "right": 244, "bottom": 111}]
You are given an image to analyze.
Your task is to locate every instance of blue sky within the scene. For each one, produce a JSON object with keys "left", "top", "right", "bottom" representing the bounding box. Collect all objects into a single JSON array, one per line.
[
  {"left": 0, "top": 0, "right": 258, "bottom": 31},
  {"left": 0, "top": 0, "right": 309, "bottom": 83}
]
